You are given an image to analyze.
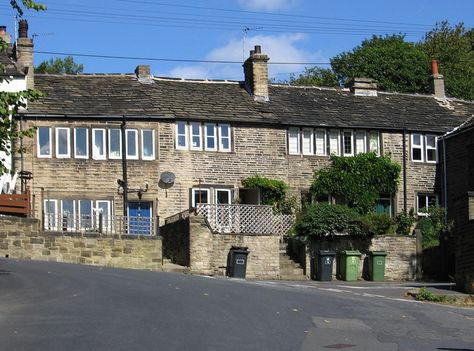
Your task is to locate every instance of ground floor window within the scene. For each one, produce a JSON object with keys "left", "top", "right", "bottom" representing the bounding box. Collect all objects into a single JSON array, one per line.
[
  {"left": 417, "top": 193, "right": 439, "bottom": 215},
  {"left": 374, "top": 194, "right": 393, "bottom": 216},
  {"left": 191, "top": 187, "right": 234, "bottom": 207}
]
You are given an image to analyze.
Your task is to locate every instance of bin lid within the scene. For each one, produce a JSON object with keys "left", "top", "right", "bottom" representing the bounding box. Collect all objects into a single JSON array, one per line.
[
  {"left": 370, "top": 251, "right": 387, "bottom": 256},
  {"left": 231, "top": 246, "right": 249, "bottom": 253},
  {"left": 342, "top": 250, "right": 362, "bottom": 256},
  {"left": 318, "top": 250, "right": 336, "bottom": 256}
]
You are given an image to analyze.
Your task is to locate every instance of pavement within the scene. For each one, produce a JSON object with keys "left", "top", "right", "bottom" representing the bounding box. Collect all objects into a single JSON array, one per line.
[{"left": 1, "top": 259, "right": 473, "bottom": 351}]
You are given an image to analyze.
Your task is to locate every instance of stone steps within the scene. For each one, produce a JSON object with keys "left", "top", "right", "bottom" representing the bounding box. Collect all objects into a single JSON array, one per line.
[{"left": 278, "top": 242, "right": 307, "bottom": 280}]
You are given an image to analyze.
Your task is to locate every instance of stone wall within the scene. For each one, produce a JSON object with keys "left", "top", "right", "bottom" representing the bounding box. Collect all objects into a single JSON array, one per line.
[
  {"left": 297, "top": 234, "right": 417, "bottom": 281},
  {"left": 168, "top": 213, "right": 280, "bottom": 279},
  {"left": 0, "top": 216, "right": 162, "bottom": 270}
]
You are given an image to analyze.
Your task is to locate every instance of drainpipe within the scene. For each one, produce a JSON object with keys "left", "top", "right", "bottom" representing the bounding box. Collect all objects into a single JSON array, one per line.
[
  {"left": 442, "top": 139, "right": 448, "bottom": 225},
  {"left": 121, "top": 116, "right": 128, "bottom": 217},
  {"left": 402, "top": 129, "right": 408, "bottom": 213}
]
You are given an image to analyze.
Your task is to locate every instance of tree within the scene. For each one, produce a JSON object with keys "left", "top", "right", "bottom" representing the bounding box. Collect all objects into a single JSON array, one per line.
[
  {"left": 289, "top": 67, "right": 339, "bottom": 87},
  {"left": 0, "top": 1, "right": 46, "bottom": 175},
  {"left": 330, "top": 35, "right": 431, "bottom": 94},
  {"left": 419, "top": 21, "right": 474, "bottom": 101},
  {"left": 35, "top": 56, "right": 84, "bottom": 74}
]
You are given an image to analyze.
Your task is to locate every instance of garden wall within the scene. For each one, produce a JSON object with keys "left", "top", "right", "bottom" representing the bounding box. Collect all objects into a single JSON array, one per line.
[{"left": 0, "top": 216, "right": 162, "bottom": 270}]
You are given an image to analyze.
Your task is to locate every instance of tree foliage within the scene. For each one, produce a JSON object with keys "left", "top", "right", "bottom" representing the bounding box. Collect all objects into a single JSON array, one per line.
[
  {"left": 289, "top": 67, "right": 339, "bottom": 87},
  {"left": 331, "top": 35, "right": 431, "bottom": 93},
  {"left": 35, "top": 56, "right": 84, "bottom": 74},
  {"left": 419, "top": 21, "right": 474, "bottom": 101},
  {"left": 0, "top": 0, "right": 46, "bottom": 175},
  {"left": 310, "top": 153, "right": 401, "bottom": 214}
]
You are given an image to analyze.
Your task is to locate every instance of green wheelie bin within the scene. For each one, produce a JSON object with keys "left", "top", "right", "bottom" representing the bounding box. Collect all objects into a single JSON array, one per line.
[
  {"left": 340, "top": 250, "right": 362, "bottom": 281},
  {"left": 369, "top": 251, "right": 387, "bottom": 281}
]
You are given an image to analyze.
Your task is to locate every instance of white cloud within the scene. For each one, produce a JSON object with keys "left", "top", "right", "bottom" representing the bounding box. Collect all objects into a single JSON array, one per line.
[
  {"left": 237, "top": 0, "right": 301, "bottom": 11},
  {"left": 167, "top": 33, "right": 327, "bottom": 81}
]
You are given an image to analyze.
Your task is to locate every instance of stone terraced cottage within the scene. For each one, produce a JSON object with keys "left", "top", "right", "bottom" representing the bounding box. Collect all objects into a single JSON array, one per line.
[{"left": 3, "top": 23, "right": 474, "bottom": 282}]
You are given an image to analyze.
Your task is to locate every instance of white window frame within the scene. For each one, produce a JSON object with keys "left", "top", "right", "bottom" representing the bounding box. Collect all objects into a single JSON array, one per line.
[
  {"left": 74, "top": 128, "right": 89, "bottom": 159},
  {"left": 96, "top": 200, "right": 112, "bottom": 231},
  {"left": 369, "top": 131, "right": 380, "bottom": 155},
  {"left": 108, "top": 129, "right": 122, "bottom": 160},
  {"left": 55, "top": 127, "right": 71, "bottom": 158},
  {"left": 44, "top": 199, "right": 57, "bottom": 231},
  {"left": 176, "top": 121, "right": 188, "bottom": 150},
  {"left": 302, "top": 128, "right": 314, "bottom": 155},
  {"left": 92, "top": 128, "right": 106, "bottom": 160},
  {"left": 425, "top": 135, "right": 438, "bottom": 164},
  {"left": 215, "top": 188, "right": 232, "bottom": 204},
  {"left": 141, "top": 129, "right": 155, "bottom": 160},
  {"left": 328, "top": 130, "right": 340, "bottom": 156},
  {"left": 192, "top": 188, "right": 210, "bottom": 207},
  {"left": 218, "top": 124, "right": 231, "bottom": 152},
  {"left": 288, "top": 127, "right": 300, "bottom": 155},
  {"left": 411, "top": 133, "right": 424, "bottom": 162},
  {"left": 315, "top": 129, "right": 326, "bottom": 156},
  {"left": 342, "top": 130, "right": 354, "bottom": 156},
  {"left": 417, "top": 193, "right": 439, "bottom": 216},
  {"left": 355, "top": 130, "right": 366, "bottom": 155},
  {"left": 190, "top": 122, "right": 202, "bottom": 151},
  {"left": 204, "top": 123, "right": 217, "bottom": 151},
  {"left": 37, "top": 127, "right": 52, "bottom": 158},
  {"left": 60, "top": 199, "right": 76, "bottom": 230},
  {"left": 125, "top": 129, "right": 139, "bottom": 160}
]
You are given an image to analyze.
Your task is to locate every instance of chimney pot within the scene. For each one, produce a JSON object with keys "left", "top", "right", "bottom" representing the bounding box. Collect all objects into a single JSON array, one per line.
[
  {"left": 350, "top": 77, "right": 378, "bottom": 97},
  {"left": 254, "top": 45, "right": 261, "bottom": 54},
  {"left": 0, "top": 25, "right": 11, "bottom": 44},
  {"left": 431, "top": 60, "right": 439, "bottom": 75},
  {"left": 249, "top": 50, "right": 255, "bottom": 56},
  {"left": 135, "top": 65, "right": 153, "bottom": 83},
  {"left": 18, "top": 19, "right": 28, "bottom": 38}
]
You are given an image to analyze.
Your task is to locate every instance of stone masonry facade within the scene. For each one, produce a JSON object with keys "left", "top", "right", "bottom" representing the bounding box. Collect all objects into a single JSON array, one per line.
[
  {"left": 19, "top": 119, "right": 439, "bottom": 227},
  {"left": 0, "top": 216, "right": 162, "bottom": 270}
]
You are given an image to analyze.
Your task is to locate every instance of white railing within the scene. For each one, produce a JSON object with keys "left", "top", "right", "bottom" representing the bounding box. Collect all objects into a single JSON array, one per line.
[
  {"left": 195, "top": 204, "right": 294, "bottom": 235},
  {"left": 43, "top": 214, "right": 158, "bottom": 236}
]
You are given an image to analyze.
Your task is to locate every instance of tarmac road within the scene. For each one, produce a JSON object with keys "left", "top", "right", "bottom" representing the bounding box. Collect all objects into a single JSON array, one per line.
[{"left": 0, "top": 259, "right": 473, "bottom": 351}]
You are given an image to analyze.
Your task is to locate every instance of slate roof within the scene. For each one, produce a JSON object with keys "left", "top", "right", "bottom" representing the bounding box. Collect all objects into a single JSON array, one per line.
[
  {"left": 22, "top": 74, "right": 474, "bottom": 133},
  {"left": 0, "top": 49, "right": 24, "bottom": 76}
]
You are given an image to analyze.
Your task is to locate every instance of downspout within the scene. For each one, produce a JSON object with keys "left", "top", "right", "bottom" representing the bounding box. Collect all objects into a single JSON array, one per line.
[
  {"left": 402, "top": 129, "right": 407, "bottom": 213},
  {"left": 121, "top": 115, "right": 128, "bottom": 217},
  {"left": 443, "top": 138, "right": 448, "bottom": 225}
]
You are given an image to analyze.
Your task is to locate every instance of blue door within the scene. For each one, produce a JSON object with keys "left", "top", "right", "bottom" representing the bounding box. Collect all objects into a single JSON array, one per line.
[{"left": 128, "top": 201, "right": 152, "bottom": 235}]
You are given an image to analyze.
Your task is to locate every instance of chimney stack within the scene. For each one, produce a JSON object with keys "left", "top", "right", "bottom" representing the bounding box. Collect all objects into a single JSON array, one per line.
[
  {"left": 350, "top": 78, "right": 378, "bottom": 97},
  {"left": 431, "top": 60, "right": 445, "bottom": 98},
  {"left": 135, "top": 65, "right": 153, "bottom": 84},
  {"left": 0, "top": 26, "right": 12, "bottom": 45},
  {"left": 14, "top": 20, "right": 34, "bottom": 89},
  {"left": 243, "top": 45, "right": 269, "bottom": 102}
]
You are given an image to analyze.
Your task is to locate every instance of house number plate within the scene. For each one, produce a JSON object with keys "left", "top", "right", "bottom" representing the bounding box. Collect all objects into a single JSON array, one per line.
[{"left": 236, "top": 259, "right": 245, "bottom": 265}]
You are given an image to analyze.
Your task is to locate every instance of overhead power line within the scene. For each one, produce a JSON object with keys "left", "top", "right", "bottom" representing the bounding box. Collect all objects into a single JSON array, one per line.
[{"left": 34, "top": 50, "right": 331, "bottom": 65}]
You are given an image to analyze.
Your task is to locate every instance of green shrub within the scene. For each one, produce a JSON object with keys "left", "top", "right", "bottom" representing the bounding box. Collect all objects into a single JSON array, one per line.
[
  {"left": 362, "top": 212, "right": 396, "bottom": 236},
  {"left": 416, "top": 207, "right": 451, "bottom": 248},
  {"left": 294, "top": 203, "right": 364, "bottom": 239},
  {"left": 415, "top": 287, "right": 453, "bottom": 303},
  {"left": 395, "top": 209, "right": 416, "bottom": 235}
]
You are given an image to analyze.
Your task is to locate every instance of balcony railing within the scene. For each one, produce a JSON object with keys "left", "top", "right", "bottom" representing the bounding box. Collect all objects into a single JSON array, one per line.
[
  {"left": 195, "top": 204, "right": 294, "bottom": 235},
  {"left": 43, "top": 213, "right": 158, "bottom": 236}
]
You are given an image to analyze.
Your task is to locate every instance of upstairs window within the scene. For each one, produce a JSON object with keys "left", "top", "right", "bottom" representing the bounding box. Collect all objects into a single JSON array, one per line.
[
  {"left": 56, "top": 128, "right": 70, "bottom": 158},
  {"left": 425, "top": 135, "right": 437, "bottom": 163},
  {"left": 108, "top": 129, "right": 122, "bottom": 159},
  {"left": 92, "top": 129, "right": 106, "bottom": 160},
  {"left": 342, "top": 130, "right": 353, "bottom": 156},
  {"left": 288, "top": 127, "right": 300, "bottom": 155},
  {"left": 74, "top": 128, "right": 88, "bottom": 159},
  {"left": 315, "top": 130, "right": 326, "bottom": 156},
  {"left": 411, "top": 134, "right": 423, "bottom": 161},
  {"left": 37, "top": 127, "right": 52, "bottom": 158},
  {"left": 355, "top": 130, "right": 366, "bottom": 155},
  {"left": 328, "top": 130, "right": 340, "bottom": 156},
  {"left": 126, "top": 129, "right": 139, "bottom": 160},
  {"left": 190, "top": 122, "right": 202, "bottom": 150},
  {"left": 141, "top": 129, "right": 155, "bottom": 160},
  {"left": 176, "top": 121, "right": 188, "bottom": 150},
  {"left": 302, "top": 128, "right": 314, "bottom": 155},
  {"left": 205, "top": 123, "right": 217, "bottom": 151},
  {"left": 219, "top": 124, "right": 231, "bottom": 152},
  {"left": 369, "top": 131, "right": 380, "bottom": 155}
]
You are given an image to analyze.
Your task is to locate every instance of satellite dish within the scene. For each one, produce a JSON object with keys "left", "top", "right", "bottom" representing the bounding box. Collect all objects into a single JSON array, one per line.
[{"left": 160, "top": 171, "right": 175, "bottom": 185}]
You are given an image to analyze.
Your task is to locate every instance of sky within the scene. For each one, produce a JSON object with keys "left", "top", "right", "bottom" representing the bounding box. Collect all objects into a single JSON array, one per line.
[{"left": 0, "top": 0, "right": 472, "bottom": 81}]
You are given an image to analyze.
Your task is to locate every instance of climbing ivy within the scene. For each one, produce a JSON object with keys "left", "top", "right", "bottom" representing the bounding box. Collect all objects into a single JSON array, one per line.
[
  {"left": 242, "top": 174, "right": 288, "bottom": 206},
  {"left": 310, "top": 153, "right": 401, "bottom": 214}
]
